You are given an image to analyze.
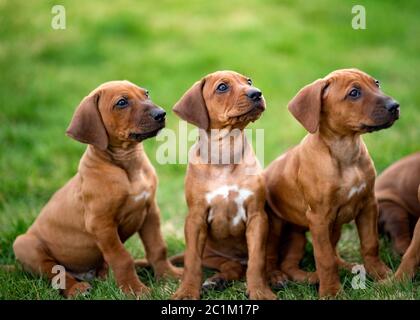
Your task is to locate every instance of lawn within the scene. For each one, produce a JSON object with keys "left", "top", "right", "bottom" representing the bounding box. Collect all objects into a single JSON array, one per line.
[{"left": 0, "top": 0, "right": 419, "bottom": 299}]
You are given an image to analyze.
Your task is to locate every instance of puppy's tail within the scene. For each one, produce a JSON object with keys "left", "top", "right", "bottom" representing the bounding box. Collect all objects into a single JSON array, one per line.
[
  {"left": 134, "top": 259, "right": 151, "bottom": 268},
  {"left": 169, "top": 253, "right": 185, "bottom": 266},
  {"left": 134, "top": 253, "right": 184, "bottom": 268}
]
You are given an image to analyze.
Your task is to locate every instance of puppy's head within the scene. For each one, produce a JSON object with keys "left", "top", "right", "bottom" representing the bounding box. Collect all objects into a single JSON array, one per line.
[
  {"left": 173, "top": 70, "right": 265, "bottom": 130},
  {"left": 288, "top": 68, "right": 399, "bottom": 134},
  {"left": 66, "top": 80, "right": 165, "bottom": 150}
]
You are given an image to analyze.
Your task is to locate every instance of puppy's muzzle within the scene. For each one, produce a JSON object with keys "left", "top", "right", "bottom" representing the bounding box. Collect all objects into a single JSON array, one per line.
[
  {"left": 246, "top": 88, "right": 265, "bottom": 111},
  {"left": 129, "top": 106, "right": 166, "bottom": 141},
  {"left": 385, "top": 100, "right": 400, "bottom": 119},
  {"left": 247, "top": 88, "right": 262, "bottom": 102},
  {"left": 362, "top": 98, "right": 400, "bottom": 132},
  {"left": 150, "top": 108, "right": 166, "bottom": 123}
]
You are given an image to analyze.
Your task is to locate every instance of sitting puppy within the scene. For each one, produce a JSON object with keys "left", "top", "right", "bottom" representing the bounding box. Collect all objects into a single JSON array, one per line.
[
  {"left": 264, "top": 69, "right": 399, "bottom": 297},
  {"left": 13, "top": 81, "right": 181, "bottom": 298},
  {"left": 171, "top": 71, "right": 276, "bottom": 300},
  {"left": 376, "top": 152, "right": 420, "bottom": 255}
]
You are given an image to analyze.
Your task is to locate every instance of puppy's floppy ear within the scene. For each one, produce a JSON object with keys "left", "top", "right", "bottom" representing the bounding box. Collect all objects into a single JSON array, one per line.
[
  {"left": 173, "top": 78, "right": 209, "bottom": 130},
  {"left": 66, "top": 92, "right": 109, "bottom": 150},
  {"left": 288, "top": 78, "right": 329, "bottom": 134}
]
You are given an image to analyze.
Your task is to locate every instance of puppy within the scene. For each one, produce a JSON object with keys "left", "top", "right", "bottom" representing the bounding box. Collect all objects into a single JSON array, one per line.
[
  {"left": 13, "top": 81, "right": 181, "bottom": 298},
  {"left": 376, "top": 152, "right": 420, "bottom": 255},
  {"left": 171, "top": 71, "right": 276, "bottom": 300},
  {"left": 264, "top": 69, "right": 399, "bottom": 297}
]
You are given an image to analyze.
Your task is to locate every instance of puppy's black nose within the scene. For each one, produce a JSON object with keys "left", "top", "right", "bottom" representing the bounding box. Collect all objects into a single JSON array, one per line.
[
  {"left": 386, "top": 100, "right": 400, "bottom": 114},
  {"left": 246, "top": 88, "right": 262, "bottom": 101},
  {"left": 150, "top": 109, "right": 166, "bottom": 122}
]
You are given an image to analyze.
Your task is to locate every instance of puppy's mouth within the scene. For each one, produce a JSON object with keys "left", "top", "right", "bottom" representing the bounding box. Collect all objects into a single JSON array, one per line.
[
  {"left": 129, "top": 126, "right": 163, "bottom": 141},
  {"left": 234, "top": 103, "right": 265, "bottom": 119},
  {"left": 360, "top": 120, "right": 396, "bottom": 133}
]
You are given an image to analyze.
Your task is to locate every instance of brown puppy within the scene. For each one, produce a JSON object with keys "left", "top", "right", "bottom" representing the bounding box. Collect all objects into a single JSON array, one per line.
[
  {"left": 264, "top": 69, "right": 399, "bottom": 297},
  {"left": 376, "top": 152, "right": 420, "bottom": 255},
  {"left": 171, "top": 71, "right": 276, "bottom": 300},
  {"left": 13, "top": 81, "right": 181, "bottom": 298},
  {"left": 394, "top": 183, "right": 420, "bottom": 280}
]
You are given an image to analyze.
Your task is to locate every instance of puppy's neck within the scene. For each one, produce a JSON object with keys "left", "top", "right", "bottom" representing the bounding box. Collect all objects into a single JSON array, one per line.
[
  {"left": 315, "top": 126, "right": 363, "bottom": 166},
  {"left": 193, "top": 127, "right": 253, "bottom": 166},
  {"left": 88, "top": 144, "right": 145, "bottom": 171}
]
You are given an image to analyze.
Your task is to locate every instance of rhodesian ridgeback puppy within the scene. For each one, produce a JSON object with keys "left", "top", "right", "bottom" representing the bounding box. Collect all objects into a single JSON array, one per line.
[
  {"left": 376, "top": 152, "right": 420, "bottom": 255},
  {"left": 13, "top": 81, "right": 181, "bottom": 298},
  {"left": 264, "top": 68, "right": 399, "bottom": 297},
  {"left": 171, "top": 71, "right": 276, "bottom": 300}
]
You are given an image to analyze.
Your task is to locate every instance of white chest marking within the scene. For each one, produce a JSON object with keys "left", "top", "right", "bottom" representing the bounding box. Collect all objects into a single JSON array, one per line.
[
  {"left": 205, "top": 185, "right": 253, "bottom": 226},
  {"left": 208, "top": 208, "right": 215, "bottom": 223},
  {"left": 133, "top": 191, "right": 150, "bottom": 202},
  {"left": 347, "top": 182, "right": 366, "bottom": 199}
]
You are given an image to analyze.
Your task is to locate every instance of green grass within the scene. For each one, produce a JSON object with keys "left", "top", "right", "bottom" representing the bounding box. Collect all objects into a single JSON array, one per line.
[{"left": 1, "top": 0, "right": 419, "bottom": 299}]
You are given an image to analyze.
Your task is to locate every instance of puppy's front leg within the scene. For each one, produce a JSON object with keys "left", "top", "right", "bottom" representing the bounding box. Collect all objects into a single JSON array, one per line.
[
  {"left": 265, "top": 209, "right": 282, "bottom": 272},
  {"left": 265, "top": 214, "right": 288, "bottom": 289},
  {"left": 138, "top": 199, "right": 183, "bottom": 279},
  {"left": 85, "top": 216, "right": 149, "bottom": 297},
  {"left": 356, "top": 196, "right": 391, "bottom": 280},
  {"left": 395, "top": 219, "right": 420, "bottom": 280},
  {"left": 172, "top": 209, "right": 207, "bottom": 300},
  {"left": 246, "top": 209, "right": 277, "bottom": 300},
  {"left": 379, "top": 201, "right": 412, "bottom": 255},
  {"left": 307, "top": 210, "right": 341, "bottom": 298}
]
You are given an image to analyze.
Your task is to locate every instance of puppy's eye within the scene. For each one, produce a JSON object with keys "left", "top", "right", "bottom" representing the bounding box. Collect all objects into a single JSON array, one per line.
[
  {"left": 375, "top": 80, "right": 380, "bottom": 88},
  {"left": 247, "top": 78, "right": 253, "bottom": 85},
  {"left": 116, "top": 98, "right": 128, "bottom": 108},
  {"left": 348, "top": 88, "right": 361, "bottom": 98},
  {"left": 145, "top": 90, "right": 149, "bottom": 98},
  {"left": 216, "top": 83, "right": 229, "bottom": 92}
]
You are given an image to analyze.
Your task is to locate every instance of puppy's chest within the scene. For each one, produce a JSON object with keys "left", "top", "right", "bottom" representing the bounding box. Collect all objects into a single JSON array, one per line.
[
  {"left": 127, "top": 180, "right": 154, "bottom": 209},
  {"left": 205, "top": 184, "right": 255, "bottom": 237},
  {"left": 335, "top": 166, "right": 371, "bottom": 222},
  {"left": 118, "top": 170, "right": 155, "bottom": 233}
]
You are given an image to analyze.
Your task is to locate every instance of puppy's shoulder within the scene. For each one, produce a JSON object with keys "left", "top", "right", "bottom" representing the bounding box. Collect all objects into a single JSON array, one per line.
[{"left": 78, "top": 159, "right": 131, "bottom": 201}]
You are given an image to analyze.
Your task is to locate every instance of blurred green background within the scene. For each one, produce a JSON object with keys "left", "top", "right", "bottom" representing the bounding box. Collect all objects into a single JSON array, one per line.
[{"left": 0, "top": 0, "right": 419, "bottom": 299}]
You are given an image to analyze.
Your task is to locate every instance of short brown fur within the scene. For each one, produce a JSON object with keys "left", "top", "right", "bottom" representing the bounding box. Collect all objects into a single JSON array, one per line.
[
  {"left": 172, "top": 71, "right": 276, "bottom": 300},
  {"left": 13, "top": 81, "right": 181, "bottom": 298},
  {"left": 264, "top": 69, "right": 399, "bottom": 297}
]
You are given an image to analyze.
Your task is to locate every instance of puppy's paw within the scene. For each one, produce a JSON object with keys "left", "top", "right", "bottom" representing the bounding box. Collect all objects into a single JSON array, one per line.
[
  {"left": 121, "top": 280, "right": 151, "bottom": 298},
  {"left": 366, "top": 261, "right": 392, "bottom": 280},
  {"left": 202, "top": 277, "right": 228, "bottom": 292},
  {"left": 247, "top": 286, "right": 277, "bottom": 300},
  {"left": 394, "top": 264, "right": 415, "bottom": 282},
  {"left": 268, "top": 270, "right": 288, "bottom": 290},
  {"left": 318, "top": 283, "right": 341, "bottom": 298},
  {"left": 379, "top": 274, "right": 396, "bottom": 286},
  {"left": 172, "top": 286, "right": 200, "bottom": 300},
  {"left": 64, "top": 281, "right": 92, "bottom": 298},
  {"left": 306, "top": 271, "right": 320, "bottom": 284},
  {"left": 158, "top": 265, "right": 183, "bottom": 280},
  {"left": 96, "top": 262, "right": 109, "bottom": 280}
]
